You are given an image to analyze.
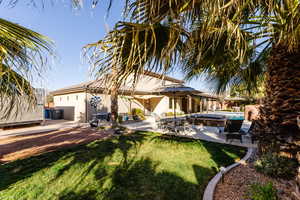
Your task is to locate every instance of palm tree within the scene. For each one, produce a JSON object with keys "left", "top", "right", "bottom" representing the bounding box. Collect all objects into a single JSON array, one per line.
[
  {"left": 0, "top": 17, "right": 53, "bottom": 118},
  {"left": 85, "top": 0, "right": 300, "bottom": 158}
]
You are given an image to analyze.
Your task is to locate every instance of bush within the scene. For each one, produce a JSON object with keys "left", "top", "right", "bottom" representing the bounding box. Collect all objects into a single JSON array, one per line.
[
  {"left": 248, "top": 182, "right": 278, "bottom": 200},
  {"left": 117, "top": 115, "right": 123, "bottom": 123},
  {"left": 131, "top": 108, "right": 145, "bottom": 120},
  {"left": 255, "top": 152, "right": 298, "bottom": 179}
]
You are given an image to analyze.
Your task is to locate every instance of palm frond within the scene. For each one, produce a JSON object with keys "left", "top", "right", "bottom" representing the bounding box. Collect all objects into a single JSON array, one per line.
[
  {"left": 0, "top": 64, "right": 35, "bottom": 119},
  {"left": 84, "top": 21, "right": 187, "bottom": 89},
  {"left": 0, "top": 18, "right": 53, "bottom": 118}
]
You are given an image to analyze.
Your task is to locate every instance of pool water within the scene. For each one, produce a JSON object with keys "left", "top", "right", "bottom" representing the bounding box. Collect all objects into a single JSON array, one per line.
[{"left": 226, "top": 116, "right": 245, "bottom": 120}]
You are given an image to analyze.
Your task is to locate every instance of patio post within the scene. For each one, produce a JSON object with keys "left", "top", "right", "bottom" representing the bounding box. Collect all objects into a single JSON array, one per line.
[
  {"left": 188, "top": 95, "right": 192, "bottom": 113},
  {"left": 173, "top": 92, "right": 176, "bottom": 120}
]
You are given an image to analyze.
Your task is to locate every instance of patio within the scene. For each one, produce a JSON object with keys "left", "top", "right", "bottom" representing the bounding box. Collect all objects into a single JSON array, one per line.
[{"left": 123, "top": 115, "right": 256, "bottom": 148}]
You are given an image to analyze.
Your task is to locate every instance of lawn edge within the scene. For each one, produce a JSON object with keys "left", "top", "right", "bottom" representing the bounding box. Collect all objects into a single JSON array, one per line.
[{"left": 203, "top": 147, "right": 254, "bottom": 200}]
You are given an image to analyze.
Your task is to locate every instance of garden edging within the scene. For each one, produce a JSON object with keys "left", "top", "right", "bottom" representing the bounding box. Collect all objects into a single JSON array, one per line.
[{"left": 203, "top": 147, "right": 254, "bottom": 200}]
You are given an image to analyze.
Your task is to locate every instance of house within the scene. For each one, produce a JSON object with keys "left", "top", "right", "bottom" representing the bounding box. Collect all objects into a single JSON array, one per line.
[{"left": 51, "top": 71, "right": 220, "bottom": 122}]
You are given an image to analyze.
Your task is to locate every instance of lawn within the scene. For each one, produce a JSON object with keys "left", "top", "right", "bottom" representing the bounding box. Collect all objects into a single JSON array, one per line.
[{"left": 0, "top": 131, "right": 246, "bottom": 200}]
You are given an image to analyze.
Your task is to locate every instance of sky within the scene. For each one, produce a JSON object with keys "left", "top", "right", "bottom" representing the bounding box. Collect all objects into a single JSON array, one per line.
[{"left": 0, "top": 0, "right": 210, "bottom": 92}]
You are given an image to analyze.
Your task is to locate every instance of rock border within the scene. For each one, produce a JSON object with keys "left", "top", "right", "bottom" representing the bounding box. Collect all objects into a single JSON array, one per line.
[{"left": 203, "top": 147, "right": 254, "bottom": 200}]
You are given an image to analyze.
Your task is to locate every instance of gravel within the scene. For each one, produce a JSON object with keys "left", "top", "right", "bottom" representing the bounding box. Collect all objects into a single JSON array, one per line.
[{"left": 214, "top": 162, "right": 298, "bottom": 200}]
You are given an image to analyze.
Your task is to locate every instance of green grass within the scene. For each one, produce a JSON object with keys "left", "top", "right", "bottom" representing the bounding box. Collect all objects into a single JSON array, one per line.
[{"left": 0, "top": 131, "right": 246, "bottom": 200}]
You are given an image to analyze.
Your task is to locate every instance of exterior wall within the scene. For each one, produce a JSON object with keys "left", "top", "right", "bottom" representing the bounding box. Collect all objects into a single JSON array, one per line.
[
  {"left": 244, "top": 105, "right": 260, "bottom": 121},
  {"left": 53, "top": 92, "right": 150, "bottom": 122},
  {"left": 0, "top": 93, "right": 44, "bottom": 127},
  {"left": 152, "top": 96, "right": 184, "bottom": 116},
  {"left": 153, "top": 96, "right": 170, "bottom": 115},
  {"left": 0, "top": 105, "right": 44, "bottom": 127},
  {"left": 124, "top": 74, "right": 177, "bottom": 92},
  {"left": 52, "top": 74, "right": 184, "bottom": 121},
  {"left": 53, "top": 92, "right": 87, "bottom": 122}
]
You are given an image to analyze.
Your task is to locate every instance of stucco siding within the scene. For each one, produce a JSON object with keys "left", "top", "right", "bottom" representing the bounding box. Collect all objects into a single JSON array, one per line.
[
  {"left": 0, "top": 91, "right": 45, "bottom": 127},
  {"left": 124, "top": 74, "right": 178, "bottom": 92},
  {"left": 53, "top": 92, "right": 87, "bottom": 122},
  {"left": 52, "top": 73, "right": 186, "bottom": 121}
]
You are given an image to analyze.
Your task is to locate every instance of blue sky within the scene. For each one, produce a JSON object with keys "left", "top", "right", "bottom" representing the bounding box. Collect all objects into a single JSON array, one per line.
[{"left": 0, "top": 1, "right": 210, "bottom": 92}]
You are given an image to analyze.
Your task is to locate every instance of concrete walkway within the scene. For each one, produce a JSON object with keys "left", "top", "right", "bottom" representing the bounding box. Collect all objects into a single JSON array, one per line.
[
  {"left": 123, "top": 117, "right": 257, "bottom": 148},
  {"left": 0, "top": 120, "right": 88, "bottom": 139}
]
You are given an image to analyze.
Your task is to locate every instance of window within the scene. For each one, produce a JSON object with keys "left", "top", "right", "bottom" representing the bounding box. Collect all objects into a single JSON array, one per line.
[
  {"left": 76, "top": 95, "right": 78, "bottom": 100},
  {"left": 60, "top": 97, "right": 62, "bottom": 101},
  {"left": 67, "top": 96, "right": 69, "bottom": 101}
]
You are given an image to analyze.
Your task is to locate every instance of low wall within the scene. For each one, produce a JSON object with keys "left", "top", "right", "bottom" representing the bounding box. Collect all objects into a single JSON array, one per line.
[
  {"left": 244, "top": 105, "right": 260, "bottom": 121},
  {"left": 203, "top": 148, "right": 254, "bottom": 200}
]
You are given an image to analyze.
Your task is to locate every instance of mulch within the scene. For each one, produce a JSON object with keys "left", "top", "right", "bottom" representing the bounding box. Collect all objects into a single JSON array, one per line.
[
  {"left": 0, "top": 127, "right": 113, "bottom": 163},
  {"left": 214, "top": 162, "right": 298, "bottom": 200}
]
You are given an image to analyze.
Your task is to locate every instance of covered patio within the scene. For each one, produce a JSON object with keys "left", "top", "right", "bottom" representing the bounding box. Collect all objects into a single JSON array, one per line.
[{"left": 131, "top": 84, "right": 222, "bottom": 116}]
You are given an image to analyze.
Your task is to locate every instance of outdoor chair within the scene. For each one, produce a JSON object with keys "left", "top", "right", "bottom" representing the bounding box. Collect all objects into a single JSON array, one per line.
[
  {"left": 223, "top": 119, "right": 244, "bottom": 143},
  {"left": 172, "top": 120, "right": 193, "bottom": 135},
  {"left": 155, "top": 117, "right": 163, "bottom": 129},
  {"left": 239, "top": 120, "right": 259, "bottom": 144}
]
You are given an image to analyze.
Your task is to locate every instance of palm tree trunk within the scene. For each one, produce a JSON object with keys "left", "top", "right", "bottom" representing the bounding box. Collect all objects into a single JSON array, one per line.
[
  {"left": 257, "top": 44, "right": 300, "bottom": 163},
  {"left": 110, "top": 67, "right": 119, "bottom": 128}
]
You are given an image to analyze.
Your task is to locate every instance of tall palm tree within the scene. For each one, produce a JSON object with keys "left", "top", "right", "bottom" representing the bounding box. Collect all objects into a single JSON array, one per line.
[
  {"left": 86, "top": 0, "right": 300, "bottom": 158},
  {"left": 0, "top": 17, "right": 53, "bottom": 118}
]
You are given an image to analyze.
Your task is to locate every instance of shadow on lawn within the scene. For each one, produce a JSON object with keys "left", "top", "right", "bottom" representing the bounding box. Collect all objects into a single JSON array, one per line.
[
  {"left": 58, "top": 158, "right": 210, "bottom": 200},
  {"left": 0, "top": 132, "right": 147, "bottom": 191},
  {"left": 0, "top": 131, "right": 244, "bottom": 200},
  {"left": 58, "top": 133, "right": 237, "bottom": 200}
]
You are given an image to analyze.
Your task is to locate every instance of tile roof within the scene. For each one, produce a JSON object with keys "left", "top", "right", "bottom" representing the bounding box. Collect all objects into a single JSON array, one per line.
[{"left": 51, "top": 71, "right": 183, "bottom": 96}]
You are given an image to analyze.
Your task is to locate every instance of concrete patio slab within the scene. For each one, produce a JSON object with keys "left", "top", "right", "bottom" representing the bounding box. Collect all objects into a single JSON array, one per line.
[{"left": 123, "top": 117, "right": 257, "bottom": 148}]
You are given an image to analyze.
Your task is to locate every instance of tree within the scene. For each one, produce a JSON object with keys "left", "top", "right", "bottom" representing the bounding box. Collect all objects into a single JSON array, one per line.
[
  {"left": 85, "top": 0, "right": 299, "bottom": 159},
  {"left": 0, "top": 17, "right": 53, "bottom": 118},
  {"left": 230, "top": 82, "right": 265, "bottom": 101}
]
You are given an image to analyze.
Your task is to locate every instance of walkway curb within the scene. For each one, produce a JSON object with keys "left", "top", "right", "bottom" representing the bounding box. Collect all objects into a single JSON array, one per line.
[{"left": 203, "top": 147, "right": 254, "bottom": 200}]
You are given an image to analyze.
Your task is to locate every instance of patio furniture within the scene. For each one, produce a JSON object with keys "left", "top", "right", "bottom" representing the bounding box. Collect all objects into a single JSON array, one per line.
[
  {"left": 174, "top": 121, "right": 194, "bottom": 135},
  {"left": 223, "top": 119, "right": 244, "bottom": 143},
  {"left": 224, "top": 119, "right": 244, "bottom": 132},
  {"left": 89, "top": 112, "right": 110, "bottom": 127},
  {"left": 160, "top": 117, "right": 192, "bottom": 135},
  {"left": 240, "top": 120, "right": 259, "bottom": 144}
]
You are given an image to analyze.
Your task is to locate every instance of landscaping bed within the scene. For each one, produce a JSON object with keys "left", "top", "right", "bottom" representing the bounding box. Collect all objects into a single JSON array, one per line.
[
  {"left": 0, "top": 131, "right": 246, "bottom": 200},
  {"left": 214, "top": 159, "right": 298, "bottom": 200}
]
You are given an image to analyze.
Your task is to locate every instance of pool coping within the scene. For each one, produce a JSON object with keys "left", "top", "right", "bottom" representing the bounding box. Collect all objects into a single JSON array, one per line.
[{"left": 202, "top": 147, "right": 254, "bottom": 200}]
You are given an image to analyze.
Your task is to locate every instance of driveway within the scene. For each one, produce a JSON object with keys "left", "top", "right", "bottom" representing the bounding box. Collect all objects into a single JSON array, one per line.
[
  {"left": 0, "top": 127, "right": 112, "bottom": 163},
  {"left": 0, "top": 120, "right": 86, "bottom": 139}
]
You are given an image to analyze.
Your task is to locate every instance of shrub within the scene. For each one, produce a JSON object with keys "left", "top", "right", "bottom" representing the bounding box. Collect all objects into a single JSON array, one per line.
[
  {"left": 248, "top": 182, "right": 278, "bottom": 200},
  {"left": 131, "top": 108, "right": 145, "bottom": 120},
  {"left": 255, "top": 152, "right": 298, "bottom": 179},
  {"left": 164, "top": 112, "right": 185, "bottom": 116},
  {"left": 117, "top": 115, "right": 123, "bottom": 123}
]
